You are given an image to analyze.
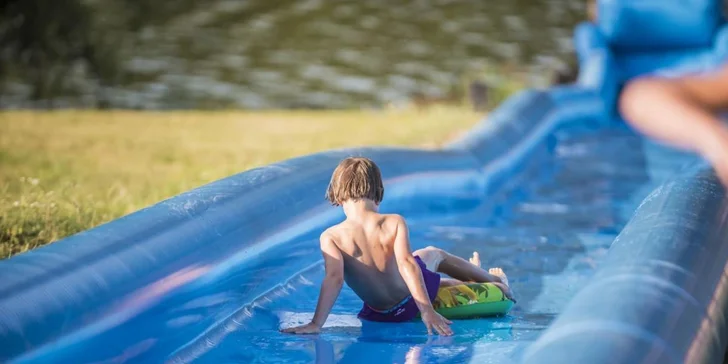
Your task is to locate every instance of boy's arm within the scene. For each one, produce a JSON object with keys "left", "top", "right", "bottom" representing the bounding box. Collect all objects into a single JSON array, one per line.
[
  {"left": 281, "top": 233, "right": 344, "bottom": 334},
  {"left": 311, "top": 234, "right": 345, "bottom": 327},
  {"left": 392, "top": 216, "right": 452, "bottom": 336}
]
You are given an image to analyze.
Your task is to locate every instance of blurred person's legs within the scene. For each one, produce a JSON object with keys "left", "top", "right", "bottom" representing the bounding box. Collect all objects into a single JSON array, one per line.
[{"left": 619, "top": 64, "right": 728, "bottom": 184}]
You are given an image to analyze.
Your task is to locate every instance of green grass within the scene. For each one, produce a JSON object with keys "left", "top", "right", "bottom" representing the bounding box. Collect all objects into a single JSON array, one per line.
[{"left": 0, "top": 106, "right": 481, "bottom": 259}]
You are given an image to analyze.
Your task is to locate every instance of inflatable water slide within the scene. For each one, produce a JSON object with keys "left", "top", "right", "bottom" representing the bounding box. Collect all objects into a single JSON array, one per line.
[{"left": 1, "top": 1, "right": 727, "bottom": 363}]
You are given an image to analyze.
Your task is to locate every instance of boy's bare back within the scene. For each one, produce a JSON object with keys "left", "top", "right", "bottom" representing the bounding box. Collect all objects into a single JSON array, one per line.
[{"left": 324, "top": 213, "right": 412, "bottom": 311}]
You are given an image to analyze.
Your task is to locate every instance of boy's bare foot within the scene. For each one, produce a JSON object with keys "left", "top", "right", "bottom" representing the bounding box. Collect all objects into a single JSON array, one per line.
[
  {"left": 488, "top": 267, "right": 509, "bottom": 287},
  {"left": 468, "top": 252, "right": 481, "bottom": 267},
  {"left": 468, "top": 253, "right": 511, "bottom": 287}
]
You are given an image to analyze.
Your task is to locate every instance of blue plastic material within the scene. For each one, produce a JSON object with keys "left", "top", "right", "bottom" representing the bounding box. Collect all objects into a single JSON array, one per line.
[
  {"left": 523, "top": 164, "right": 728, "bottom": 364},
  {"left": 574, "top": 22, "right": 620, "bottom": 113},
  {"left": 575, "top": 0, "right": 727, "bottom": 113},
  {"left": 598, "top": 0, "right": 723, "bottom": 51},
  {"left": 1, "top": 2, "right": 728, "bottom": 363}
]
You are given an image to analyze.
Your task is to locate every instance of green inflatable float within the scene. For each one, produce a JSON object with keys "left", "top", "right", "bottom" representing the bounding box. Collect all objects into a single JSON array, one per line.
[{"left": 425, "top": 282, "right": 514, "bottom": 320}]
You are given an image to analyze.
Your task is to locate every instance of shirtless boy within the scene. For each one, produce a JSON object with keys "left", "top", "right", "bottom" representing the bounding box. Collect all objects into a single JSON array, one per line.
[
  {"left": 281, "top": 157, "right": 514, "bottom": 336},
  {"left": 619, "top": 63, "right": 728, "bottom": 184}
]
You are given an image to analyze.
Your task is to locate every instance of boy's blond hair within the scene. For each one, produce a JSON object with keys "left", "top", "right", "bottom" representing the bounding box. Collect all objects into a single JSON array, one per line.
[{"left": 325, "top": 157, "right": 384, "bottom": 206}]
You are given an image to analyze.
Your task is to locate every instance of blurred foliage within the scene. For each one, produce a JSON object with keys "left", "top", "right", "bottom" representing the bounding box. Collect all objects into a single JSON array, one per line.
[
  {"left": 0, "top": 0, "right": 125, "bottom": 105},
  {"left": 0, "top": 0, "right": 587, "bottom": 109},
  {"left": 123, "top": 0, "right": 201, "bottom": 30},
  {"left": 0, "top": 0, "right": 102, "bottom": 100},
  {"left": 0, "top": 0, "right": 203, "bottom": 106}
]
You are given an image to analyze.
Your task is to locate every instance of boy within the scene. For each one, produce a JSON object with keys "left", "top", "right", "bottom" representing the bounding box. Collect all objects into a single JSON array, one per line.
[
  {"left": 281, "top": 157, "right": 514, "bottom": 336},
  {"left": 619, "top": 64, "right": 728, "bottom": 184}
]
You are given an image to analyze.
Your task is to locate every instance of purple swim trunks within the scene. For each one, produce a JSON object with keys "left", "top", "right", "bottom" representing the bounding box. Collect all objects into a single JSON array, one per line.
[{"left": 357, "top": 256, "right": 441, "bottom": 323}]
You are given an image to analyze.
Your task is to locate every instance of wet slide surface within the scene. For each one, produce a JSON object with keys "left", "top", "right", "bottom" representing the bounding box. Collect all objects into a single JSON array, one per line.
[{"left": 186, "top": 122, "right": 698, "bottom": 363}]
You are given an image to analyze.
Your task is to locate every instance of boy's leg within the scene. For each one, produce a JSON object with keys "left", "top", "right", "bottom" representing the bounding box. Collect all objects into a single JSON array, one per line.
[
  {"left": 469, "top": 252, "right": 510, "bottom": 287},
  {"left": 439, "top": 278, "right": 465, "bottom": 287},
  {"left": 416, "top": 247, "right": 517, "bottom": 302},
  {"left": 413, "top": 246, "right": 503, "bottom": 284}
]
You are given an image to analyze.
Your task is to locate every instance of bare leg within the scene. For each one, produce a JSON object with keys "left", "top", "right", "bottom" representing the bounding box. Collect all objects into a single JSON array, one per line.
[
  {"left": 619, "top": 66, "right": 728, "bottom": 185},
  {"left": 414, "top": 247, "right": 502, "bottom": 284},
  {"left": 468, "top": 252, "right": 511, "bottom": 286},
  {"left": 439, "top": 278, "right": 465, "bottom": 287},
  {"left": 439, "top": 251, "right": 504, "bottom": 284},
  {"left": 419, "top": 249, "right": 516, "bottom": 301}
]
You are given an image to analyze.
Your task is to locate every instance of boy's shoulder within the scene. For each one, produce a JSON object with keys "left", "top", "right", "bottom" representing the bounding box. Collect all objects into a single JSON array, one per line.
[
  {"left": 320, "top": 214, "right": 407, "bottom": 237},
  {"left": 320, "top": 220, "right": 351, "bottom": 239},
  {"left": 321, "top": 223, "right": 342, "bottom": 238},
  {"left": 376, "top": 213, "right": 408, "bottom": 235},
  {"left": 380, "top": 213, "right": 406, "bottom": 224}
]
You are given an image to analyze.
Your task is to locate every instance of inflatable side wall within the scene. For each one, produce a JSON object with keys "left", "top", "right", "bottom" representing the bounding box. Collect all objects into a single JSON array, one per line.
[
  {"left": 523, "top": 163, "right": 728, "bottom": 364},
  {"left": 526, "top": 0, "right": 728, "bottom": 362}
]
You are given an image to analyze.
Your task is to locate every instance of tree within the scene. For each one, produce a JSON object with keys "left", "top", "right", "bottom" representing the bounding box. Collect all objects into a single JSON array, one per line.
[{"left": 0, "top": 0, "right": 122, "bottom": 107}]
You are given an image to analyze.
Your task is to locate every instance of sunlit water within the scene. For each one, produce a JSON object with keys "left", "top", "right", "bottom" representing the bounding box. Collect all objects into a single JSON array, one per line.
[{"left": 170, "top": 122, "right": 698, "bottom": 363}]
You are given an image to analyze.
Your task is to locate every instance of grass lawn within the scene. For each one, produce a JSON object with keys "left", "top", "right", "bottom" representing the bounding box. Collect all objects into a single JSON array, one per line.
[{"left": 0, "top": 106, "right": 482, "bottom": 259}]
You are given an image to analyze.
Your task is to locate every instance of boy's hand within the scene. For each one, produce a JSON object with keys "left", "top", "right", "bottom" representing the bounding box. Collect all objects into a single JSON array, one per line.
[
  {"left": 280, "top": 322, "right": 321, "bottom": 335},
  {"left": 420, "top": 309, "right": 453, "bottom": 336}
]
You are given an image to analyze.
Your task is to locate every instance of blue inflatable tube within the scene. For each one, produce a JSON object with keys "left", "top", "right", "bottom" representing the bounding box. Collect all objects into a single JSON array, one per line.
[{"left": 523, "top": 164, "right": 728, "bottom": 364}]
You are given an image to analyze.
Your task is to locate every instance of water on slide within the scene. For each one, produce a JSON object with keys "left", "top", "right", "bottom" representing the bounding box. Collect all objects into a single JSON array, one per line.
[{"left": 156, "top": 120, "right": 698, "bottom": 363}]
